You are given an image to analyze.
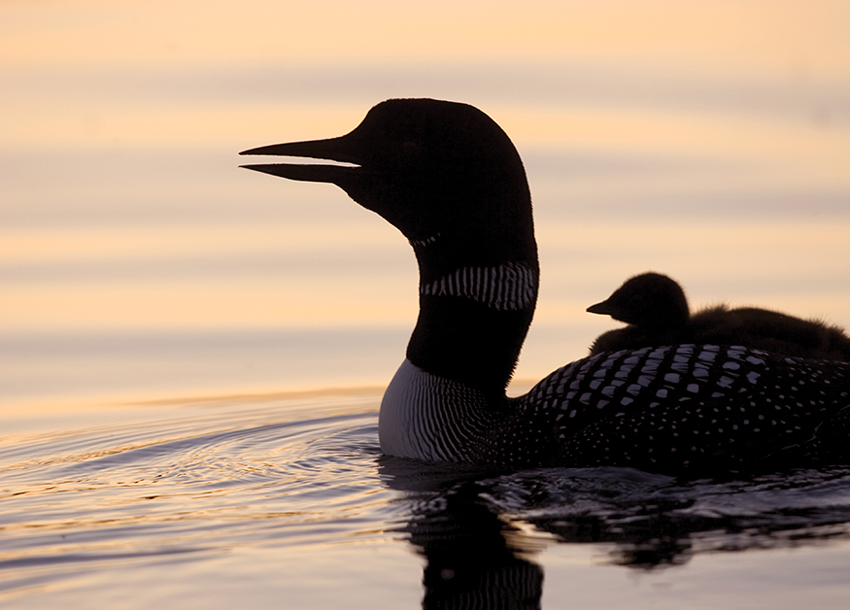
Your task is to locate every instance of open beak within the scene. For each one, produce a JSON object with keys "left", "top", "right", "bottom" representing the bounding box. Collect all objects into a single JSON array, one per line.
[{"left": 239, "top": 134, "right": 365, "bottom": 184}]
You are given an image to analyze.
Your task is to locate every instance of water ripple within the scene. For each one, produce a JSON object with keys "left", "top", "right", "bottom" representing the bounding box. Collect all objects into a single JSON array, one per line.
[{"left": 3, "top": 390, "right": 850, "bottom": 605}]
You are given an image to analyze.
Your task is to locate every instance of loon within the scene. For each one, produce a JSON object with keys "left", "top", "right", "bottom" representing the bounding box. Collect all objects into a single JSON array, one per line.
[
  {"left": 588, "top": 272, "right": 689, "bottom": 354},
  {"left": 240, "top": 98, "right": 850, "bottom": 474},
  {"left": 588, "top": 272, "right": 850, "bottom": 361}
]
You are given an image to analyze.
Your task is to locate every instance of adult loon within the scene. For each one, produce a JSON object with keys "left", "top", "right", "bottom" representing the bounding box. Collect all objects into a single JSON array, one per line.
[
  {"left": 241, "top": 98, "right": 850, "bottom": 474},
  {"left": 588, "top": 272, "right": 850, "bottom": 361}
]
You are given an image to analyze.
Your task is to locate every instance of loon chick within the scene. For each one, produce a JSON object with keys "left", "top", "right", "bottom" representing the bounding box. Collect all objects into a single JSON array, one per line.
[
  {"left": 587, "top": 272, "right": 689, "bottom": 354},
  {"left": 241, "top": 98, "right": 850, "bottom": 474},
  {"left": 588, "top": 272, "right": 850, "bottom": 361}
]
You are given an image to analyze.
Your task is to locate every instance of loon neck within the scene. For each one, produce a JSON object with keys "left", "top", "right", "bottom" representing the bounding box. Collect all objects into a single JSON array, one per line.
[{"left": 404, "top": 228, "right": 539, "bottom": 398}]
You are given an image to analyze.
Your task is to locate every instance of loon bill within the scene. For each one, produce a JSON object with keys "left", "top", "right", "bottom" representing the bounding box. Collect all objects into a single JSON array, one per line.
[{"left": 241, "top": 98, "right": 850, "bottom": 475}]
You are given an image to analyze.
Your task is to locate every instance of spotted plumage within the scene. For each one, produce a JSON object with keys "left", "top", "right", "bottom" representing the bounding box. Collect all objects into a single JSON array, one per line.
[
  {"left": 519, "top": 345, "right": 850, "bottom": 471},
  {"left": 241, "top": 98, "right": 850, "bottom": 475}
]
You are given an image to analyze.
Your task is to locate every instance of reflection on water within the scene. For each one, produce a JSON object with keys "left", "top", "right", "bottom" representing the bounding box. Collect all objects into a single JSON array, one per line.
[
  {"left": 3, "top": 392, "right": 850, "bottom": 607},
  {"left": 383, "top": 455, "right": 850, "bottom": 608},
  {"left": 388, "top": 470, "right": 545, "bottom": 609}
]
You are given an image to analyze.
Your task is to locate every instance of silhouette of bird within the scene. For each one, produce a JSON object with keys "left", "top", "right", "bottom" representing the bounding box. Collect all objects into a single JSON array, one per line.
[
  {"left": 588, "top": 272, "right": 850, "bottom": 361},
  {"left": 241, "top": 98, "right": 850, "bottom": 474},
  {"left": 587, "top": 272, "right": 689, "bottom": 354}
]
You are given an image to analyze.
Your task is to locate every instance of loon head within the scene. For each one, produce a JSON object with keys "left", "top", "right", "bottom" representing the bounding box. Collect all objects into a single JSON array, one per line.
[
  {"left": 587, "top": 272, "right": 690, "bottom": 330},
  {"left": 242, "top": 98, "right": 539, "bottom": 394},
  {"left": 240, "top": 98, "right": 534, "bottom": 254}
]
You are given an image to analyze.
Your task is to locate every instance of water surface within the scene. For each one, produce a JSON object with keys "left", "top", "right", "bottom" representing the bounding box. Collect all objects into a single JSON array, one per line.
[{"left": 4, "top": 390, "right": 850, "bottom": 608}]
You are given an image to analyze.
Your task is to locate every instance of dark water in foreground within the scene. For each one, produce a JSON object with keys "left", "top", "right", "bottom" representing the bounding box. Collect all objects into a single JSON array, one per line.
[{"left": 3, "top": 390, "right": 850, "bottom": 609}]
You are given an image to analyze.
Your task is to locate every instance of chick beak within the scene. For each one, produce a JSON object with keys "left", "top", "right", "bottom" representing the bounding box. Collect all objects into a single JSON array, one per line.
[{"left": 587, "top": 300, "right": 614, "bottom": 315}]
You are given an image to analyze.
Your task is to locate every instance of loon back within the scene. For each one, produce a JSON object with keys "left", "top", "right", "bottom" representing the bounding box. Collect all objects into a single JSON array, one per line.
[{"left": 241, "top": 98, "right": 850, "bottom": 475}]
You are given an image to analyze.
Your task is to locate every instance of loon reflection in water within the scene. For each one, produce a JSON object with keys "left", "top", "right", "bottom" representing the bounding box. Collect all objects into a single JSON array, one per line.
[
  {"left": 380, "top": 458, "right": 850, "bottom": 608},
  {"left": 588, "top": 272, "right": 850, "bottom": 361},
  {"left": 240, "top": 98, "right": 850, "bottom": 475}
]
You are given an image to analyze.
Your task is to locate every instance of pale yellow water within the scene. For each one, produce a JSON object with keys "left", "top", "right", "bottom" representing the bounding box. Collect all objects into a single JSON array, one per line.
[{"left": 2, "top": 1, "right": 850, "bottom": 607}]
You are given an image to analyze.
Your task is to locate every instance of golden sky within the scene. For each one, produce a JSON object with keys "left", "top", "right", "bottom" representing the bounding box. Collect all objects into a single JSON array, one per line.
[
  {"left": 0, "top": 0, "right": 848, "bottom": 79},
  {"left": 2, "top": 0, "right": 849, "bottom": 331}
]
